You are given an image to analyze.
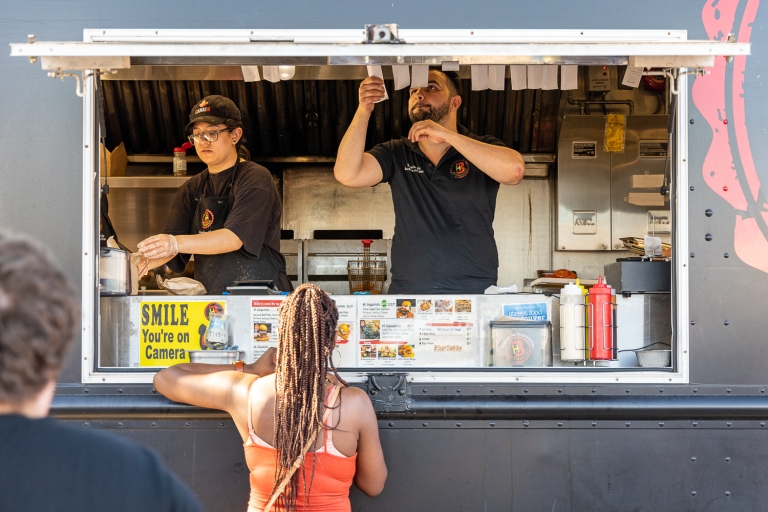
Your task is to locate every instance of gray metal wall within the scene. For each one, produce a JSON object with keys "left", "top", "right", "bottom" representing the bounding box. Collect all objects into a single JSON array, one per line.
[
  {"left": 5, "top": 1, "right": 768, "bottom": 510},
  {"left": 3, "top": 0, "right": 765, "bottom": 386}
]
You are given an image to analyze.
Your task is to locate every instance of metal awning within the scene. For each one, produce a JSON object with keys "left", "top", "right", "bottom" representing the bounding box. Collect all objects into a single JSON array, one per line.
[{"left": 10, "top": 29, "right": 750, "bottom": 70}]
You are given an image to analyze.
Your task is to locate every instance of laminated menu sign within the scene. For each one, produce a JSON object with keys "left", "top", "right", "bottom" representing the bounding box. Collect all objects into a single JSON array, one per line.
[
  {"left": 251, "top": 299, "right": 283, "bottom": 360},
  {"left": 250, "top": 296, "right": 358, "bottom": 367},
  {"left": 358, "top": 296, "right": 477, "bottom": 367},
  {"left": 139, "top": 300, "right": 226, "bottom": 367},
  {"left": 332, "top": 296, "right": 358, "bottom": 367}
]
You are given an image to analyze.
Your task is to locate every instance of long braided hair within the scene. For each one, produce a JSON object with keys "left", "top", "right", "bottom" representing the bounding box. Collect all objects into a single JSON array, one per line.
[{"left": 268, "top": 284, "right": 348, "bottom": 510}]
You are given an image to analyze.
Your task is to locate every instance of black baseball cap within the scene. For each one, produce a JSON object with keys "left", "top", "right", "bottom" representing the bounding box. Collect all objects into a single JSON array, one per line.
[{"left": 185, "top": 95, "right": 242, "bottom": 133}]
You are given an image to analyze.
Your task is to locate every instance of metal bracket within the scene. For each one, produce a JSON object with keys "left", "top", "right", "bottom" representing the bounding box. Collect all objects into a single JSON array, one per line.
[
  {"left": 44, "top": 68, "right": 118, "bottom": 98},
  {"left": 366, "top": 373, "right": 414, "bottom": 414},
  {"left": 364, "top": 24, "right": 404, "bottom": 44},
  {"left": 641, "top": 68, "right": 709, "bottom": 96}
]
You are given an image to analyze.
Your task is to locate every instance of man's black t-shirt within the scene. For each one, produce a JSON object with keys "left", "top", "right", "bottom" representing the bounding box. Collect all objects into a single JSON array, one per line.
[
  {"left": 368, "top": 125, "right": 505, "bottom": 294},
  {"left": 0, "top": 414, "right": 205, "bottom": 512},
  {"left": 163, "top": 160, "right": 285, "bottom": 274}
]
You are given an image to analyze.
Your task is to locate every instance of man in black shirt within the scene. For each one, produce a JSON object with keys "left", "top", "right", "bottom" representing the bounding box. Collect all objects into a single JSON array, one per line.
[
  {"left": 335, "top": 69, "right": 525, "bottom": 293},
  {"left": 0, "top": 231, "right": 205, "bottom": 512}
]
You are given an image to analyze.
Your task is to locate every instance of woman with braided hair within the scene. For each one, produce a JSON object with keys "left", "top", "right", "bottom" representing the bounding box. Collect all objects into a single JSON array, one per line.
[{"left": 154, "top": 284, "right": 387, "bottom": 511}]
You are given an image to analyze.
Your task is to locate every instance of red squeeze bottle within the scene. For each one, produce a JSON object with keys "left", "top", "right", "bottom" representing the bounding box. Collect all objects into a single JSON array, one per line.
[{"left": 587, "top": 275, "right": 613, "bottom": 361}]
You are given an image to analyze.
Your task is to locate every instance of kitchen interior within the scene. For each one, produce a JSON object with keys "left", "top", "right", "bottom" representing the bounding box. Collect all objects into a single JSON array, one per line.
[{"left": 97, "top": 63, "right": 675, "bottom": 374}]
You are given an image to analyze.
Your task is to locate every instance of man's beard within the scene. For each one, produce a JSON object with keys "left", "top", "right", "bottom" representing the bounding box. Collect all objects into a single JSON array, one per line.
[{"left": 409, "top": 99, "right": 451, "bottom": 123}]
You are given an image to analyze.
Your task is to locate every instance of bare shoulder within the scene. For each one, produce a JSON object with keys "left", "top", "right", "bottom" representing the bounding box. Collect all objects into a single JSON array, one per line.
[{"left": 339, "top": 386, "right": 375, "bottom": 415}]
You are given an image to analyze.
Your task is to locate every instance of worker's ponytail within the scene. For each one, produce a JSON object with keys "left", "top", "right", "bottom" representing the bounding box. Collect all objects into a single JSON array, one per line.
[{"left": 224, "top": 118, "right": 250, "bottom": 161}]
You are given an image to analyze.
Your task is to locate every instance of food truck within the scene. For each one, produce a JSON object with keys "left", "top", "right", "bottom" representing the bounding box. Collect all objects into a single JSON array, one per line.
[{"left": 7, "top": 10, "right": 768, "bottom": 509}]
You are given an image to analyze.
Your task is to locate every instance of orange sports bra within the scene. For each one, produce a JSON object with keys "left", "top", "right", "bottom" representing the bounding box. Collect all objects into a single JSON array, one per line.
[{"left": 243, "top": 383, "right": 358, "bottom": 512}]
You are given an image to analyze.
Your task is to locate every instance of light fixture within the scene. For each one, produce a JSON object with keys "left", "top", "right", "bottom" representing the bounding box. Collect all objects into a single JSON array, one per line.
[{"left": 278, "top": 65, "right": 296, "bottom": 80}]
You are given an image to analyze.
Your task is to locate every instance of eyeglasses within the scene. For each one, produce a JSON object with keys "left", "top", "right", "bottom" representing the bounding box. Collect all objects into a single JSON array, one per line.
[{"left": 187, "top": 129, "right": 231, "bottom": 145}]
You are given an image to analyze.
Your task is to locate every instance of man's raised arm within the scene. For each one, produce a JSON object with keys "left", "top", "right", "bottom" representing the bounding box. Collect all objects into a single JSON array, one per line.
[{"left": 334, "top": 76, "right": 386, "bottom": 188}]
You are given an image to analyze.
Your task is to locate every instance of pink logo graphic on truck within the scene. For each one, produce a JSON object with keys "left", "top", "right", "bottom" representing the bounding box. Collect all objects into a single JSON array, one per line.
[{"left": 692, "top": 0, "right": 768, "bottom": 273}]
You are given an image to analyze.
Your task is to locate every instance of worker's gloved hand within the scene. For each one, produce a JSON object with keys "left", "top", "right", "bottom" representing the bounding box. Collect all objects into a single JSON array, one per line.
[{"left": 137, "top": 234, "right": 178, "bottom": 260}]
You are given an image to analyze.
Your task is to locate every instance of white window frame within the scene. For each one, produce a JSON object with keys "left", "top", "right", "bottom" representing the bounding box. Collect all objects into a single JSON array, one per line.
[{"left": 11, "top": 29, "right": 746, "bottom": 384}]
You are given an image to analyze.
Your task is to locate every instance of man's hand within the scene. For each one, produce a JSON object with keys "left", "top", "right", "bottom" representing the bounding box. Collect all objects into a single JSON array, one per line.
[
  {"left": 248, "top": 347, "right": 277, "bottom": 377},
  {"left": 137, "top": 234, "right": 178, "bottom": 260},
  {"left": 358, "top": 76, "right": 386, "bottom": 114},
  {"left": 408, "top": 120, "right": 455, "bottom": 145}
]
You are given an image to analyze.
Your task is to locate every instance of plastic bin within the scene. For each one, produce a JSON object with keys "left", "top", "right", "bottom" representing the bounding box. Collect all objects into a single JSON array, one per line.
[{"left": 489, "top": 321, "right": 553, "bottom": 367}]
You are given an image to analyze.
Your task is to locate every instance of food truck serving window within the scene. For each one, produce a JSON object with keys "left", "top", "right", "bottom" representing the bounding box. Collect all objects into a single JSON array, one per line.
[{"left": 10, "top": 29, "right": 749, "bottom": 384}]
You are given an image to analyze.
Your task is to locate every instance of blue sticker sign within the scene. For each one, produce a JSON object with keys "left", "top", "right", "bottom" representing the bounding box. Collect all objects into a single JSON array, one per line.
[{"left": 501, "top": 302, "right": 548, "bottom": 321}]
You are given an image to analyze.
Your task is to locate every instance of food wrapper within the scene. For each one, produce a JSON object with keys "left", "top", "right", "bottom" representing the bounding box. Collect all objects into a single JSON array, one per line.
[
  {"left": 156, "top": 275, "right": 207, "bottom": 296},
  {"left": 129, "top": 253, "right": 144, "bottom": 295},
  {"left": 644, "top": 236, "right": 663, "bottom": 257}
]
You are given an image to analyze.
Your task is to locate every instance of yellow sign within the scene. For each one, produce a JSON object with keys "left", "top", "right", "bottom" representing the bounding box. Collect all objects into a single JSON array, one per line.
[
  {"left": 604, "top": 113, "right": 626, "bottom": 153},
  {"left": 139, "top": 300, "right": 226, "bottom": 367}
]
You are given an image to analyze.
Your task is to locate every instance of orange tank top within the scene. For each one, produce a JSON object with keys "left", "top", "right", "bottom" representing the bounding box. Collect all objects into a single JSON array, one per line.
[{"left": 243, "top": 383, "right": 358, "bottom": 512}]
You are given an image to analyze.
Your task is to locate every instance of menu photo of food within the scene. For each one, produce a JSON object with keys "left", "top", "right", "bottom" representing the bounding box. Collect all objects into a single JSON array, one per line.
[
  {"left": 359, "top": 320, "right": 381, "bottom": 340},
  {"left": 360, "top": 344, "right": 377, "bottom": 359},
  {"left": 254, "top": 323, "right": 272, "bottom": 342},
  {"left": 397, "top": 344, "right": 415, "bottom": 359},
  {"left": 396, "top": 299, "right": 416, "bottom": 318},
  {"left": 418, "top": 299, "right": 433, "bottom": 315},
  {"left": 435, "top": 299, "right": 454, "bottom": 313},
  {"left": 455, "top": 299, "right": 472, "bottom": 313},
  {"left": 336, "top": 323, "right": 351, "bottom": 342},
  {"left": 377, "top": 345, "right": 397, "bottom": 359}
]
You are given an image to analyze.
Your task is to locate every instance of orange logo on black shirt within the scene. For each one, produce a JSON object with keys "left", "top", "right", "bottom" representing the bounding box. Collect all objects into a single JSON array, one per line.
[
  {"left": 450, "top": 160, "right": 470, "bottom": 179},
  {"left": 201, "top": 209, "right": 215, "bottom": 229}
]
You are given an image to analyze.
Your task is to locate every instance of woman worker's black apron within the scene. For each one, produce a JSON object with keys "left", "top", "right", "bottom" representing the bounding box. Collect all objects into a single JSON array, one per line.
[{"left": 191, "top": 161, "right": 291, "bottom": 294}]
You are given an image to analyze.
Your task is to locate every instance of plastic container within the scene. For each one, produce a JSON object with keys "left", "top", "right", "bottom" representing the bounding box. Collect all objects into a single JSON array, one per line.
[
  {"left": 188, "top": 350, "right": 244, "bottom": 365},
  {"left": 173, "top": 142, "right": 192, "bottom": 177},
  {"left": 634, "top": 349, "right": 670, "bottom": 367},
  {"left": 99, "top": 247, "right": 130, "bottom": 296},
  {"left": 559, "top": 282, "right": 586, "bottom": 361},
  {"left": 586, "top": 275, "right": 615, "bottom": 360},
  {"left": 205, "top": 313, "right": 230, "bottom": 350},
  {"left": 489, "top": 321, "right": 552, "bottom": 367}
]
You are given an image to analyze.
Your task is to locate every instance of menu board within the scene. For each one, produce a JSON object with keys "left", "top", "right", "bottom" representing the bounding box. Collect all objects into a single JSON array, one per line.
[
  {"left": 332, "top": 296, "right": 358, "bottom": 367},
  {"left": 250, "top": 296, "right": 358, "bottom": 367},
  {"left": 251, "top": 299, "right": 282, "bottom": 360},
  {"left": 358, "top": 296, "right": 477, "bottom": 367}
]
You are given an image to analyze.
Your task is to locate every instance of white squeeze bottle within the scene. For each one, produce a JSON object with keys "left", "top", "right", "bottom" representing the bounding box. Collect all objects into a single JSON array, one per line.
[{"left": 560, "top": 282, "right": 586, "bottom": 362}]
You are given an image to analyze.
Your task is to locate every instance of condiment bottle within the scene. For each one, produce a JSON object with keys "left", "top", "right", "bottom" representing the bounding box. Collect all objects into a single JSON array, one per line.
[
  {"left": 560, "top": 282, "right": 586, "bottom": 362},
  {"left": 586, "top": 275, "right": 614, "bottom": 361},
  {"left": 173, "top": 142, "right": 193, "bottom": 177},
  {"left": 576, "top": 278, "right": 588, "bottom": 358},
  {"left": 611, "top": 288, "right": 618, "bottom": 360}
]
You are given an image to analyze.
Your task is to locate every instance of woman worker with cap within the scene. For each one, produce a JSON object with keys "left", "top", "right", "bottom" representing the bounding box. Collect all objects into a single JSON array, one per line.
[{"left": 138, "top": 95, "right": 292, "bottom": 294}]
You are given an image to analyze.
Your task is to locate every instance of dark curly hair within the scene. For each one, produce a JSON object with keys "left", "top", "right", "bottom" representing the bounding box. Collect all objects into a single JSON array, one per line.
[
  {"left": 436, "top": 70, "right": 463, "bottom": 97},
  {"left": 0, "top": 231, "right": 78, "bottom": 404}
]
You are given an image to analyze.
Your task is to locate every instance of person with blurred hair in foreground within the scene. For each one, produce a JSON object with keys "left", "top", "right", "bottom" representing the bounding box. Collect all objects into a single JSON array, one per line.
[
  {"left": 0, "top": 230, "right": 205, "bottom": 512},
  {"left": 154, "top": 283, "right": 387, "bottom": 512}
]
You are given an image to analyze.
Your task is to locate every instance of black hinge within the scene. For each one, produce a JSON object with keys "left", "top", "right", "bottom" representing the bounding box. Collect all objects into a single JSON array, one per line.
[{"left": 366, "top": 373, "right": 414, "bottom": 414}]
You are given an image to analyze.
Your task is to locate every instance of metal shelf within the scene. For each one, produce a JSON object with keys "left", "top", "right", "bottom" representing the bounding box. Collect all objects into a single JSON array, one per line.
[{"left": 100, "top": 176, "right": 191, "bottom": 188}]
